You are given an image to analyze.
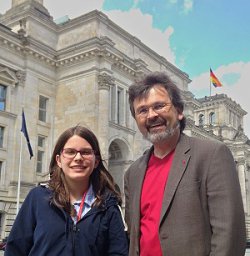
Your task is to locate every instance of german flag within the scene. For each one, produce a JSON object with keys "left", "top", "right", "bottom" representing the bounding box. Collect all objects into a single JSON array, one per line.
[{"left": 210, "top": 68, "right": 223, "bottom": 87}]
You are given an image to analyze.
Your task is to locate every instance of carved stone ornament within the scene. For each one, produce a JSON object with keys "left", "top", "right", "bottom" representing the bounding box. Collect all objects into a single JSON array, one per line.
[
  {"left": 98, "top": 73, "right": 114, "bottom": 90},
  {"left": 16, "top": 70, "right": 26, "bottom": 86}
]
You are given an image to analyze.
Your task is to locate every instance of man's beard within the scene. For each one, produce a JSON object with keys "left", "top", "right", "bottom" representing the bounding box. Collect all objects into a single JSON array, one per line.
[{"left": 144, "top": 121, "right": 180, "bottom": 144}]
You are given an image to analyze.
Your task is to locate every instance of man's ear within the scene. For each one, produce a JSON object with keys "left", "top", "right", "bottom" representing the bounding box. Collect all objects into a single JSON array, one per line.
[
  {"left": 175, "top": 107, "right": 184, "bottom": 121},
  {"left": 56, "top": 155, "right": 62, "bottom": 168}
]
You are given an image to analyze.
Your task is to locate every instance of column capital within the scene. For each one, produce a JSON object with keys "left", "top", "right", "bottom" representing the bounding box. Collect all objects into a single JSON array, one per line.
[
  {"left": 16, "top": 70, "right": 26, "bottom": 87},
  {"left": 235, "top": 158, "right": 246, "bottom": 166},
  {"left": 98, "top": 73, "right": 114, "bottom": 91}
]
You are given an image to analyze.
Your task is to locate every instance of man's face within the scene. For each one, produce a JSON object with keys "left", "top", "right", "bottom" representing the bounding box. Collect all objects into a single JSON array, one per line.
[{"left": 133, "top": 85, "right": 184, "bottom": 143}]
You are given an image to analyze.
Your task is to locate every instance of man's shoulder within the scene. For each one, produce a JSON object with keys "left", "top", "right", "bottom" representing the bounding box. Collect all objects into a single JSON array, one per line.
[
  {"left": 182, "top": 133, "right": 225, "bottom": 147},
  {"left": 180, "top": 134, "right": 230, "bottom": 158},
  {"left": 125, "top": 149, "right": 150, "bottom": 178},
  {"left": 130, "top": 148, "right": 151, "bottom": 165}
]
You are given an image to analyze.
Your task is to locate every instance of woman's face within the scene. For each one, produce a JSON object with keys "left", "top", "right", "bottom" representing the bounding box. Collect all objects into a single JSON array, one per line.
[{"left": 56, "top": 135, "right": 99, "bottom": 184}]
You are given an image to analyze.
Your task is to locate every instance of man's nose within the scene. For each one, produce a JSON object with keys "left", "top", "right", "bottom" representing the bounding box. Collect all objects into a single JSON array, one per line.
[{"left": 146, "top": 107, "right": 158, "bottom": 119}]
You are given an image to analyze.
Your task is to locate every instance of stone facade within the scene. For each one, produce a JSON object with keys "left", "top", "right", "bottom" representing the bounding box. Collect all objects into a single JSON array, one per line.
[{"left": 0, "top": 0, "right": 249, "bottom": 240}]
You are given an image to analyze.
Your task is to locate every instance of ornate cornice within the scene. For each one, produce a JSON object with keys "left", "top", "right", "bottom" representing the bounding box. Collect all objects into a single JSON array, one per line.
[
  {"left": 0, "top": 35, "right": 141, "bottom": 77},
  {"left": 0, "top": 35, "right": 56, "bottom": 65}
]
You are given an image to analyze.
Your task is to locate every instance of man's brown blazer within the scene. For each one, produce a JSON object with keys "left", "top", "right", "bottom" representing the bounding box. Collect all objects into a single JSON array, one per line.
[{"left": 124, "top": 134, "right": 246, "bottom": 256}]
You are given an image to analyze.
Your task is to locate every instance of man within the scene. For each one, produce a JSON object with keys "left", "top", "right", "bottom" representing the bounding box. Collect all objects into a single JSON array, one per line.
[{"left": 124, "top": 72, "right": 246, "bottom": 256}]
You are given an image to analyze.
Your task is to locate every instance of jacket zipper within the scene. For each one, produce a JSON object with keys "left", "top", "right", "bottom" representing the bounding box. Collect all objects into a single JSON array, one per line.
[
  {"left": 70, "top": 200, "right": 117, "bottom": 255},
  {"left": 72, "top": 223, "right": 77, "bottom": 256}
]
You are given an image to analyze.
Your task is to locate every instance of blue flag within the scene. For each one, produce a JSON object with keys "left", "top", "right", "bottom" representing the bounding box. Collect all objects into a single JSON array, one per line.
[{"left": 21, "top": 110, "right": 33, "bottom": 159}]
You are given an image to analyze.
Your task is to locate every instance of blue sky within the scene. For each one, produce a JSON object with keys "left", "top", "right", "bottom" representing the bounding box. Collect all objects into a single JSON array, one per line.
[{"left": 1, "top": 0, "right": 250, "bottom": 136}]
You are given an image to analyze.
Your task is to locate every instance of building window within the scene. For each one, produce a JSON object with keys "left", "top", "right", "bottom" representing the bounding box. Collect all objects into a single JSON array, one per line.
[
  {"left": 36, "top": 136, "right": 45, "bottom": 173},
  {"left": 109, "top": 141, "right": 122, "bottom": 160},
  {"left": 209, "top": 112, "right": 216, "bottom": 125},
  {"left": 110, "top": 86, "right": 116, "bottom": 122},
  {"left": 0, "top": 161, "right": 3, "bottom": 182},
  {"left": 233, "top": 115, "right": 237, "bottom": 128},
  {"left": 229, "top": 111, "right": 232, "bottom": 124},
  {"left": 198, "top": 114, "right": 204, "bottom": 127},
  {"left": 117, "top": 88, "right": 122, "bottom": 124},
  {"left": 0, "top": 161, "right": 2, "bottom": 175},
  {"left": 39, "top": 95, "right": 48, "bottom": 122},
  {"left": 0, "top": 85, "right": 7, "bottom": 111},
  {"left": 0, "top": 126, "right": 4, "bottom": 148},
  {"left": 125, "top": 91, "right": 130, "bottom": 127},
  {"left": 109, "top": 85, "right": 124, "bottom": 125}
]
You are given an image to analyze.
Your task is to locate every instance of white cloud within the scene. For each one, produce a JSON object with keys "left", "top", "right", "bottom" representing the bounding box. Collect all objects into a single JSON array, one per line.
[
  {"left": 182, "top": 0, "right": 193, "bottom": 14},
  {"left": 43, "top": 1, "right": 176, "bottom": 63},
  {"left": 105, "top": 9, "right": 176, "bottom": 63},
  {"left": 0, "top": 0, "right": 11, "bottom": 14},
  {"left": 189, "top": 62, "right": 250, "bottom": 138}
]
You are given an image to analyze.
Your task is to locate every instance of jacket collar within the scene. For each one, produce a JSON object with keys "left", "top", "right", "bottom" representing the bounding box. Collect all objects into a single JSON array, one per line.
[
  {"left": 159, "top": 133, "right": 191, "bottom": 225},
  {"left": 132, "top": 134, "right": 191, "bottom": 228}
]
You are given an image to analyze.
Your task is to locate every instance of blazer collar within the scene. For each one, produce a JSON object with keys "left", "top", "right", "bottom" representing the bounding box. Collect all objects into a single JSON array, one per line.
[
  {"left": 131, "top": 134, "right": 191, "bottom": 231},
  {"left": 159, "top": 133, "right": 191, "bottom": 224}
]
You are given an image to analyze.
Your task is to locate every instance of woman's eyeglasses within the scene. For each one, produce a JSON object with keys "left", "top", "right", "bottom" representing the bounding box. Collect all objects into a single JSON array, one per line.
[{"left": 61, "top": 148, "right": 95, "bottom": 159}]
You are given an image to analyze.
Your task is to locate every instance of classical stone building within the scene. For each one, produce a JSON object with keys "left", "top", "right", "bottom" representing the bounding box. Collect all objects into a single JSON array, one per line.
[{"left": 0, "top": 0, "right": 249, "bottom": 240}]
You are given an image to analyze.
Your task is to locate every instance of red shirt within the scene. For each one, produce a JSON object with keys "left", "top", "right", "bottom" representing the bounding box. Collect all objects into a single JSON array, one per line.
[{"left": 140, "top": 150, "right": 175, "bottom": 256}]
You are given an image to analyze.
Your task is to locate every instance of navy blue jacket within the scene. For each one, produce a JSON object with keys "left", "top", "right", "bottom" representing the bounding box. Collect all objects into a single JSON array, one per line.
[{"left": 5, "top": 186, "right": 128, "bottom": 256}]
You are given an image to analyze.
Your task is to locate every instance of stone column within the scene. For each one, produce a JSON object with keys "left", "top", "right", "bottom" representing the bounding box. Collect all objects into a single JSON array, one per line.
[
  {"left": 98, "top": 73, "right": 114, "bottom": 161},
  {"left": 237, "top": 160, "right": 247, "bottom": 213}
]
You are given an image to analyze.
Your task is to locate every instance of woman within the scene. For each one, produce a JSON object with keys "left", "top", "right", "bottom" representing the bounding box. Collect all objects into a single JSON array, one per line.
[{"left": 5, "top": 126, "right": 128, "bottom": 256}]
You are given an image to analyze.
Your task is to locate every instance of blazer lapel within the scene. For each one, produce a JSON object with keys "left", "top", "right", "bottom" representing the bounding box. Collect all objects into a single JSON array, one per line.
[
  {"left": 160, "top": 134, "right": 191, "bottom": 225},
  {"left": 132, "top": 148, "right": 153, "bottom": 236}
]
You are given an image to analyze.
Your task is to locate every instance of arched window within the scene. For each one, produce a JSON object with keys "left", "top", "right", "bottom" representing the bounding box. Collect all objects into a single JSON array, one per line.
[
  {"left": 199, "top": 114, "right": 204, "bottom": 126},
  {"left": 109, "top": 141, "right": 122, "bottom": 160},
  {"left": 209, "top": 112, "right": 216, "bottom": 125}
]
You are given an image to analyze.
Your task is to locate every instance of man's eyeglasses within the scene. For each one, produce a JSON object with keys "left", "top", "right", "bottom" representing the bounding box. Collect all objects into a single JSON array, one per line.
[
  {"left": 135, "top": 102, "right": 172, "bottom": 118},
  {"left": 61, "top": 148, "right": 95, "bottom": 159}
]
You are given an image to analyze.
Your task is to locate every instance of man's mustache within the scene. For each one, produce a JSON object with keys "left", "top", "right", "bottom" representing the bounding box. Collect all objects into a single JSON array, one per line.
[{"left": 146, "top": 117, "right": 166, "bottom": 129}]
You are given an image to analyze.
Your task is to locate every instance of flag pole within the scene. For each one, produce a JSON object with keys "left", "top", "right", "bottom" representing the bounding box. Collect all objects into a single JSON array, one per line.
[
  {"left": 210, "top": 80, "right": 211, "bottom": 97},
  {"left": 16, "top": 129, "right": 23, "bottom": 216},
  {"left": 209, "top": 67, "right": 211, "bottom": 97}
]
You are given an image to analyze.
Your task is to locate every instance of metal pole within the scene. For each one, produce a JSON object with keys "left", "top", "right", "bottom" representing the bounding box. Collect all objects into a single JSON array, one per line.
[
  {"left": 210, "top": 80, "right": 211, "bottom": 97},
  {"left": 16, "top": 133, "right": 23, "bottom": 216}
]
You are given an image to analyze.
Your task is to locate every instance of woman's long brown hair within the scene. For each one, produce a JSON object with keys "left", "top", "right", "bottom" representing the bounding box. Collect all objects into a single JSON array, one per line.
[{"left": 48, "top": 126, "right": 121, "bottom": 216}]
